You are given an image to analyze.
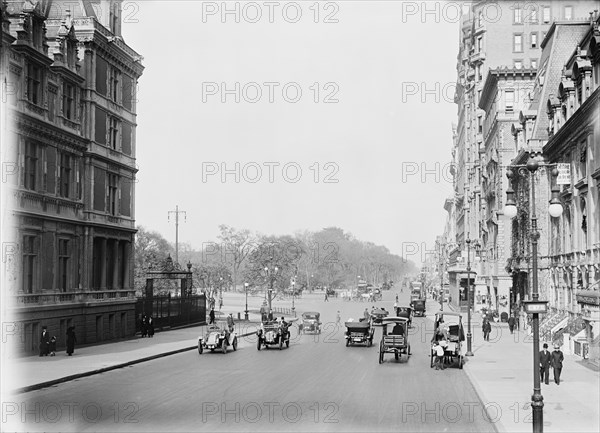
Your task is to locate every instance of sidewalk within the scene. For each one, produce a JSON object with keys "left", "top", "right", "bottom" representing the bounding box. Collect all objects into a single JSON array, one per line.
[
  {"left": 3, "top": 319, "right": 260, "bottom": 395},
  {"left": 442, "top": 302, "right": 600, "bottom": 432}
]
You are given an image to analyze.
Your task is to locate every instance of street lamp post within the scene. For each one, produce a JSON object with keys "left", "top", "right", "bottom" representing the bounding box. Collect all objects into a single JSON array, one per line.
[
  {"left": 244, "top": 283, "right": 249, "bottom": 320},
  {"left": 504, "top": 154, "right": 563, "bottom": 433},
  {"left": 264, "top": 264, "right": 278, "bottom": 320},
  {"left": 465, "top": 238, "right": 474, "bottom": 357}
]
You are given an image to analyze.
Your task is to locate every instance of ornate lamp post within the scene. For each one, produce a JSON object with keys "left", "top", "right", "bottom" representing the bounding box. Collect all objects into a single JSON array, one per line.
[
  {"left": 244, "top": 282, "right": 249, "bottom": 320},
  {"left": 504, "top": 154, "right": 563, "bottom": 433},
  {"left": 264, "top": 263, "right": 279, "bottom": 320},
  {"left": 465, "top": 238, "right": 480, "bottom": 357}
]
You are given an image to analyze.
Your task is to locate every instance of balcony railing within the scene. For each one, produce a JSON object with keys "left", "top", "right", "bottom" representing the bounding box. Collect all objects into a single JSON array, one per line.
[{"left": 13, "top": 290, "right": 136, "bottom": 306}]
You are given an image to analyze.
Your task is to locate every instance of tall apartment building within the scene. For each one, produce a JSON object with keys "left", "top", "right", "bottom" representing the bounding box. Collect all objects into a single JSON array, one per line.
[
  {"left": 1, "top": 0, "right": 144, "bottom": 354},
  {"left": 445, "top": 0, "right": 599, "bottom": 312}
]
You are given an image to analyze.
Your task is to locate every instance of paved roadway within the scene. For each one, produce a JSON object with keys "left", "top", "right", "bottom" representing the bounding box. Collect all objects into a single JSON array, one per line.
[{"left": 9, "top": 290, "right": 497, "bottom": 432}]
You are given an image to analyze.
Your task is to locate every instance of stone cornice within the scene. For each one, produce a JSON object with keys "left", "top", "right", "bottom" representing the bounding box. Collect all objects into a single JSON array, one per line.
[{"left": 12, "top": 113, "right": 88, "bottom": 152}]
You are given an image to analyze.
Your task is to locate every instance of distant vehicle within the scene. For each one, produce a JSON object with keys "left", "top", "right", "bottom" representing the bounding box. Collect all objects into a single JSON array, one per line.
[
  {"left": 395, "top": 306, "right": 413, "bottom": 327},
  {"left": 371, "top": 308, "right": 389, "bottom": 324},
  {"left": 198, "top": 324, "right": 238, "bottom": 354},
  {"left": 411, "top": 299, "right": 426, "bottom": 317},
  {"left": 344, "top": 319, "right": 374, "bottom": 347},
  {"left": 378, "top": 317, "right": 411, "bottom": 364},
  {"left": 300, "top": 312, "right": 321, "bottom": 334}
]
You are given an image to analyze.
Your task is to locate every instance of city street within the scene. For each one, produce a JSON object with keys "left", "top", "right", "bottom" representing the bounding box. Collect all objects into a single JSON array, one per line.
[{"left": 7, "top": 290, "right": 496, "bottom": 432}]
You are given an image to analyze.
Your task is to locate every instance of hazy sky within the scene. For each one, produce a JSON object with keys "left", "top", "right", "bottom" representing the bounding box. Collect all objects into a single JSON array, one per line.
[{"left": 121, "top": 1, "right": 460, "bottom": 262}]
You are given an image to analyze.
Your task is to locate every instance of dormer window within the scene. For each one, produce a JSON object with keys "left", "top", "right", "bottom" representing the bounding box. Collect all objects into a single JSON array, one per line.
[{"left": 31, "top": 17, "right": 44, "bottom": 49}]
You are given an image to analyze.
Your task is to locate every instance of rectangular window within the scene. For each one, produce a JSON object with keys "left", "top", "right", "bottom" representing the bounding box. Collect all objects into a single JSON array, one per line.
[
  {"left": 513, "top": 34, "right": 523, "bottom": 52},
  {"left": 22, "top": 235, "right": 37, "bottom": 293},
  {"left": 120, "top": 177, "right": 131, "bottom": 217},
  {"left": 26, "top": 63, "right": 42, "bottom": 105},
  {"left": 513, "top": 5, "right": 522, "bottom": 23},
  {"left": 122, "top": 75, "right": 134, "bottom": 111},
  {"left": 93, "top": 167, "right": 106, "bottom": 211},
  {"left": 121, "top": 122, "right": 132, "bottom": 155},
  {"left": 477, "top": 36, "right": 483, "bottom": 52},
  {"left": 109, "top": 117, "right": 120, "bottom": 150},
  {"left": 564, "top": 6, "right": 573, "bottom": 20},
  {"left": 505, "top": 90, "right": 515, "bottom": 112},
  {"left": 531, "top": 33, "right": 538, "bottom": 49},
  {"left": 96, "top": 57, "right": 108, "bottom": 96},
  {"left": 542, "top": 6, "right": 551, "bottom": 23},
  {"left": 109, "top": 67, "right": 121, "bottom": 103},
  {"left": 514, "top": 60, "right": 523, "bottom": 69},
  {"left": 108, "top": 174, "right": 118, "bottom": 215},
  {"left": 95, "top": 108, "right": 107, "bottom": 144},
  {"left": 59, "top": 153, "right": 71, "bottom": 198},
  {"left": 48, "top": 90, "right": 56, "bottom": 122},
  {"left": 24, "top": 142, "right": 37, "bottom": 190},
  {"left": 478, "top": 116, "right": 483, "bottom": 134},
  {"left": 531, "top": 59, "right": 537, "bottom": 69},
  {"left": 62, "top": 82, "right": 75, "bottom": 120},
  {"left": 526, "top": 5, "right": 538, "bottom": 23},
  {"left": 58, "top": 239, "right": 69, "bottom": 292}
]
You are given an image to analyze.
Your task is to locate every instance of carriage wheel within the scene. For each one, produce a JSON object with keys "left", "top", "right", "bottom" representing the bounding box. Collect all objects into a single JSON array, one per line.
[
  {"left": 198, "top": 342, "right": 203, "bottom": 355},
  {"left": 379, "top": 342, "right": 384, "bottom": 364},
  {"left": 459, "top": 355, "right": 464, "bottom": 369},
  {"left": 408, "top": 344, "right": 411, "bottom": 356}
]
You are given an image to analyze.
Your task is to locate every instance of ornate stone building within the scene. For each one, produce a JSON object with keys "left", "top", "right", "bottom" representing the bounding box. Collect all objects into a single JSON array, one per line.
[{"left": 1, "top": 0, "right": 143, "bottom": 353}]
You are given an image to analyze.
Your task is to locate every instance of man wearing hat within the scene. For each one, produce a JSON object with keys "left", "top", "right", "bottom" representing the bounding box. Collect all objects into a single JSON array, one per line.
[
  {"left": 539, "top": 343, "right": 552, "bottom": 385},
  {"left": 39, "top": 326, "right": 50, "bottom": 357},
  {"left": 551, "top": 343, "right": 564, "bottom": 385}
]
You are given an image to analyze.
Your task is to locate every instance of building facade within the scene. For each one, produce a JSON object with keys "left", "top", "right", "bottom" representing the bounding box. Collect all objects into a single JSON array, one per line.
[
  {"left": 1, "top": 0, "right": 143, "bottom": 354},
  {"left": 445, "top": 0, "right": 599, "bottom": 312}
]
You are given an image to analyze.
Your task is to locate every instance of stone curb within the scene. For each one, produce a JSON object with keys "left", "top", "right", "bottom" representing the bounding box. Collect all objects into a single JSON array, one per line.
[
  {"left": 462, "top": 361, "right": 503, "bottom": 433},
  {"left": 13, "top": 330, "right": 258, "bottom": 395}
]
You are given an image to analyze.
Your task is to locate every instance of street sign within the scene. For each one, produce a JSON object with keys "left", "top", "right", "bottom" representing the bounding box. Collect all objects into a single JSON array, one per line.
[
  {"left": 557, "top": 163, "right": 571, "bottom": 185},
  {"left": 523, "top": 300, "right": 548, "bottom": 314}
]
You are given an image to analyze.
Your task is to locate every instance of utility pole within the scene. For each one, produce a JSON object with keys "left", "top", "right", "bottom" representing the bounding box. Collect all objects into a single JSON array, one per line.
[{"left": 168, "top": 205, "right": 186, "bottom": 264}]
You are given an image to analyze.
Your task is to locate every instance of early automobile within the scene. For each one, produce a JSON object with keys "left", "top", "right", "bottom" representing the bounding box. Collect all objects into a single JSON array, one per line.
[
  {"left": 395, "top": 306, "right": 413, "bottom": 327},
  {"left": 370, "top": 308, "right": 389, "bottom": 324},
  {"left": 257, "top": 320, "right": 291, "bottom": 350},
  {"left": 198, "top": 323, "right": 238, "bottom": 354},
  {"left": 430, "top": 311, "right": 465, "bottom": 369},
  {"left": 411, "top": 299, "right": 426, "bottom": 317},
  {"left": 344, "top": 318, "right": 374, "bottom": 347},
  {"left": 378, "top": 317, "right": 411, "bottom": 364},
  {"left": 300, "top": 311, "right": 321, "bottom": 334}
]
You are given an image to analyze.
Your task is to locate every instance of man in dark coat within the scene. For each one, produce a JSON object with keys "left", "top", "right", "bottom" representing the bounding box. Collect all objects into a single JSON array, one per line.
[
  {"left": 209, "top": 308, "right": 215, "bottom": 325},
  {"left": 551, "top": 343, "right": 564, "bottom": 385},
  {"left": 539, "top": 343, "right": 552, "bottom": 384},
  {"left": 508, "top": 316, "right": 515, "bottom": 334},
  {"left": 147, "top": 316, "right": 155, "bottom": 337},
  {"left": 66, "top": 326, "right": 77, "bottom": 356},
  {"left": 482, "top": 319, "right": 492, "bottom": 341},
  {"left": 39, "top": 326, "right": 50, "bottom": 356}
]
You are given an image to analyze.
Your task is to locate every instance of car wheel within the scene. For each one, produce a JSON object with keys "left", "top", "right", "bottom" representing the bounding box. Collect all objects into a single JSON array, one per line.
[
  {"left": 346, "top": 338, "right": 350, "bottom": 347},
  {"left": 408, "top": 344, "right": 411, "bottom": 355},
  {"left": 210, "top": 348, "right": 215, "bottom": 353},
  {"left": 198, "top": 342, "right": 203, "bottom": 355},
  {"left": 395, "top": 351, "right": 399, "bottom": 361},
  {"left": 221, "top": 339, "right": 227, "bottom": 354},
  {"left": 279, "top": 339, "right": 283, "bottom": 350},
  {"left": 459, "top": 355, "right": 463, "bottom": 369},
  {"left": 232, "top": 337, "right": 237, "bottom": 351},
  {"left": 257, "top": 338, "right": 261, "bottom": 351}
]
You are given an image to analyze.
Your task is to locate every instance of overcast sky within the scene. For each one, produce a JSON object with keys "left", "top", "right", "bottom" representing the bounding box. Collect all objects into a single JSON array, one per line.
[{"left": 121, "top": 1, "right": 460, "bottom": 263}]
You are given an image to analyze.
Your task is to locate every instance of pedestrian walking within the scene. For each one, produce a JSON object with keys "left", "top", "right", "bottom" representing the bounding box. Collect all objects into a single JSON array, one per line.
[
  {"left": 39, "top": 326, "right": 50, "bottom": 357},
  {"left": 551, "top": 343, "right": 564, "bottom": 385},
  {"left": 66, "top": 326, "right": 77, "bottom": 356},
  {"left": 508, "top": 316, "right": 515, "bottom": 334},
  {"left": 227, "top": 313, "right": 235, "bottom": 333},
  {"left": 539, "top": 343, "right": 552, "bottom": 385},
  {"left": 49, "top": 336, "right": 57, "bottom": 356},
  {"left": 336, "top": 311, "right": 341, "bottom": 325},
  {"left": 147, "top": 316, "right": 155, "bottom": 337},
  {"left": 209, "top": 308, "right": 215, "bottom": 325},
  {"left": 395, "top": 294, "right": 399, "bottom": 303},
  {"left": 324, "top": 292, "right": 329, "bottom": 302},
  {"left": 482, "top": 319, "right": 492, "bottom": 341},
  {"left": 363, "top": 308, "right": 370, "bottom": 322}
]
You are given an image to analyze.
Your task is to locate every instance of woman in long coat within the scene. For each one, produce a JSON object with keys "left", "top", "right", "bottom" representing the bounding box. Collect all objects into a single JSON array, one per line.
[{"left": 66, "top": 326, "right": 77, "bottom": 356}]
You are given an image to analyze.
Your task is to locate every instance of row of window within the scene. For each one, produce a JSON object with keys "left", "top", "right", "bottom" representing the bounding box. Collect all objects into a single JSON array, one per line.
[
  {"left": 96, "top": 57, "right": 135, "bottom": 110},
  {"left": 94, "top": 107, "right": 133, "bottom": 154},
  {"left": 21, "top": 234, "right": 131, "bottom": 293},
  {"left": 512, "top": 4, "right": 573, "bottom": 24},
  {"left": 513, "top": 32, "right": 544, "bottom": 53},
  {"left": 19, "top": 141, "right": 133, "bottom": 217}
]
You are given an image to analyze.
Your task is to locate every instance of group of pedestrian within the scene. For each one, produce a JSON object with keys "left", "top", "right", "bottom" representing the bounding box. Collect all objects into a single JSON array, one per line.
[
  {"left": 140, "top": 314, "right": 155, "bottom": 338},
  {"left": 39, "top": 326, "right": 76, "bottom": 357},
  {"left": 540, "top": 343, "right": 564, "bottom": 385}
]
